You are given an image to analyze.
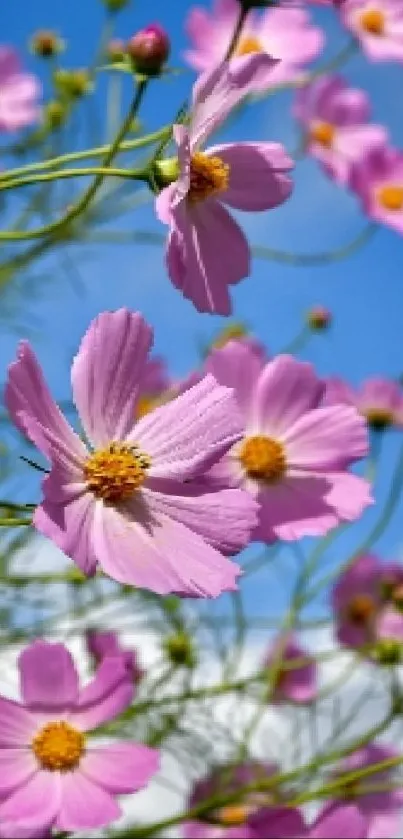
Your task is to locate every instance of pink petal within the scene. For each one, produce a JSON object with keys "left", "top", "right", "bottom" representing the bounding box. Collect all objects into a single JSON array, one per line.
[
  {"left": 5, "top": 342, "right": 86, "bottom": 468},
  {"left": 0, "top": 47, "right": 21, "bottom": 79},
  {"left": 310, "top": 803, "right": 366, "bottom": 838},
  {"left": 284, "top": 405, "right": 369, "bottom": 470},
  {"left": 92, "top": 500, "right": 241, "bottom": 597},
  {"left": 81, "top": 743, "right": 159, "bottom": 793},
  {"left": 0, "top": 750, "right": 37, "bottom": 795},
  {"left": 132, "top": 374, "right": 243, "bottom": 480},
  {"left": 57, "top": 772, "right": 120, "bottom": 831},
  {"left": 34, "top": 492, "right": 98, "bottom": 577},
  {"left": 249, "top": 805, "right": 308, "bottom": 838},
  {"left": 367, "top": 811, "right": 401, "bottom": 839},
  {"left": 0, "top": 698, "right": 37, "bottom": 746},
  {"left": 209, "top": 142, "right": 293, "bottom": 211},
  {"left": 0, "top": 772, "right": 60, "bottom": 828},
  {"left": 204, "top": 340, "right": 266, "bottom": 415},
  {"left": 69, "top": 657, "right": 133, "bottom": 731},
  {"left": 19, "top": 641, "right": 79, "bottom": 712},
  {"left": 250, "top": 356, "right": 324, "bottom": 436},
  {"left": 71, "top": 309, "right": 153, "bottom": 448}
]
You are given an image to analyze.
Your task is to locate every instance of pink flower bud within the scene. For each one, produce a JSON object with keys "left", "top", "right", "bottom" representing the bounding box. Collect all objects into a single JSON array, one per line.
[
  {"left": 127, "top": 24, "right": 170, "bottom": 75},
  {"left": 307, "top": 305, "right": 332, "bottom": 330}
]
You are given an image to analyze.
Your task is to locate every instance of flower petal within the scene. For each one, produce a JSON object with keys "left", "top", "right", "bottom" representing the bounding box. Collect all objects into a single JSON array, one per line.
[
  {"left": 19, "top": 641, "right": 79, "bottom": 712},
  {"left": 209, "top": 142, "right": 293, "bottom": 211},
  {"left": 310, "top": 803, "right": 366, "bottom": 838},
  {"left": 204, "top": 340, "right": 266, "bottom": 415},
  {"left": 284, "top": 406, "right": 369, "bottom": 470},
  {"left": 71, "top": 309, "right": 153, "bottom": 448},
  {"left": 34, "top": 492, "right": 98, "bottom": 577},
  {"left": 0, "top": 750, "right": 37, "bottom": 796},
  {"left": 81, "top": 743, "right": 159, "bottom": 793},
  {"left": 0, "top": 772, "right": 60, "bottom": 829},
  {"left": 0, "top": 698, "right": 37, "bottom": 746},
  {"left": 56, "top": 772, "right": 120, "bottom": 831},
  {"left": 69, "top": 657, "right": 133, "bottom": 731},
  {"left": 249, "top": 355, "right": 324, "bottom": 437}
]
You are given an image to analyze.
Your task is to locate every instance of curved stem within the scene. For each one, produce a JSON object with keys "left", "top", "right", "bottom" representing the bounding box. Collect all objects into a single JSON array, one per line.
[
  {"left": 252, "top": 224, "right": 377, "bottom": 267},
  {"left": 0, "top": 166, "right": 148, "bottom": 194}
]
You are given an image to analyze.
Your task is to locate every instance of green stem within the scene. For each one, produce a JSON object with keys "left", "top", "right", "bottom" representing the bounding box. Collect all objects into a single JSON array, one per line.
[
  {"left": 0, "top": 166, "right": 148, "bottom": 194},
  {"left": 252, "top": 224, "right": 377, "bottom": 267}
]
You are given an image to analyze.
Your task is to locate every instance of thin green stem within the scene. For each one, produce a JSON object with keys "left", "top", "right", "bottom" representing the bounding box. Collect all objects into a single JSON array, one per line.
[
  {"left": 0, "top": 166, "right": 148, "bottom": 194},
  {"left": 252, "top": 224, "right": 377, "bottom": 267}
]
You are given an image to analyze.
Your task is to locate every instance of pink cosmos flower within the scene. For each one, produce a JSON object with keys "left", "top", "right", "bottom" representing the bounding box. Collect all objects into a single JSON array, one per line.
[
  {"left": 202, "top": 343, "right": 372, "bottom": 542},
  {"left": 86, "top": 630, "right": 144, "bottom": 684},
  {"left": 184, "top": 0, "right": 324, "bottom": 90},
  {"left": 324, "top": 376, "right": 403, "bottom": 430},
  {"left": 6, "top": 309, "right": 258, "bottom": 598},
  {"left": 0, "top": 640, "right": 159, "bottom": 832},
  {"left": 0, "top": 47, "right": 41, "bottom": 132},
  {"left": 264, "top": 634, "right": 317, "bottom": 704},
  {"left": 0, "top": 821, "right": 51, "bottom": 838},
  {"left": 156, "top": 59, "right": 293, "bottom": 315},
  {"left": 312, "top": 745, "right": 403, "bottom": 838},
  {"left": 294, "top": 75, "right": 387, "bottom": 185},
  {"left": 341, "top": 0, "right": 403, "bottom": 63},
  {"left": 349, "top": 145, "right": 403, "bottom": 235}
]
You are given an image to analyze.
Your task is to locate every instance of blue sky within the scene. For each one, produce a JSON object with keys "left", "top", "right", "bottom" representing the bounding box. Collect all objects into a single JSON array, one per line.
[{"left": 2, "top": 0, "right": 403, "bottom": 621}]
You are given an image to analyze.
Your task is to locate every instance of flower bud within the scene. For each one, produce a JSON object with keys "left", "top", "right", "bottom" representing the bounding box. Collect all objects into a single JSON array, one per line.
[
  {"left": 30, "top": 30, "right": 65, "bottom": 58},
  {"left": 101, "top": 0, "right": 130, "bottom": 11},
  {"left": 307, "top": 306, "right": 332, "bottom": 331},
  {"left": 54, "top": 68, "right": 92, "bottom": 99},
  {"left": 372, "top": 638, "right": 403, "bottom": 665},
  {"left": 154, "top": 156, "right": 180, "bottom": 188},
  {"left": 127, "top": 24, "right": 170, "bottom": 76},
  {"left": 43, "top": 100, "right": 67, "bottom": 131},
  {"left": 163, "top": 632, "right": 196, "bottom": 668},
  {"left": 105, "top": 38, "right": 126, "bottom": 63}
]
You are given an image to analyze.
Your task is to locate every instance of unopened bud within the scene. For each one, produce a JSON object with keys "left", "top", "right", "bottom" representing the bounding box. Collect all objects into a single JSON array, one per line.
[
  {"left": 102, "top": 0, "right": 130, "bottom": 11},
  {"left": 30, "top": 30, "right": 65, "bottom": 58},
  {"left": 127, "top": 24, "right": 170, "bottom": 76},
  {"left": 373, "top": 639, "right": 403, "bottom": 665},
  {"left": 212, "top": 323, "right": 248, "bottom": 350},
  {"left": 154, "top": 156, "right": 179, "bottom": 187},
  {"left": 106, "top": 38, "right": 126, "bottom": 63},
  {"left": 307, "top": 306, "right": 332, "bottom": 331},
  {"left": 43, "top": 100, "right": 67, "bottom": 131},
  {"left": 54, "top": 68, "right": 92, "bottom": 99},
  {"left": 163, "top": 633, "right": 196, "bottom": 668}
]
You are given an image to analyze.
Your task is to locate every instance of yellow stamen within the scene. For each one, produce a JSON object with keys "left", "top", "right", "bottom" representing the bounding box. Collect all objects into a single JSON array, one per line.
[
  {"left": 347, "top": 593, "right": 376, "bottom": 626},
  {"left": 235, "top": 35, "right": 263, "bottom": 57},
  {"left": 239, "top": 435, "right": 286, "bottom": 483},
  {"left": 363, "top": 407, "right": 394, "bottom": 430},
  {"left": 377, "top": 185, "right": 403, "bottom": 211},
  {"left": 188, "top": 152, "right": 229, "bottom": 204},
  {"left": 359, "top": 8, "right": 385, "bottom": 35},
  {"left": 218, "top": 805, "right": 248, "bottom": 826},
  {"left": 310, "top": 121, "right": 335, "bottom": 148},
  {"left": 84, "top": 442, "right": 150, "bottom": 502},
  {"left": 32, "top": 721, "right": 84, "bottom": 771}
]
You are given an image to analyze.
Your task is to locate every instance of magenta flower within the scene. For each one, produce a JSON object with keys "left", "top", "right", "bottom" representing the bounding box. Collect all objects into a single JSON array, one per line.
[
  {"left": 312, "top": 745, "right": 403, "bottom": 838},
  {"left": 0, "top": 47, "right": 41, "bottom": 132},
  {"left": 294, "top": 75, "right": 387, "bottom": 185},
  {"left": 264, "top": 634, "right": 317, "bottom": 704},
  {"left": 156, "top": 60, "right": 293, "bottom": 314},
  {"left": 341, "top": 0, "right": 403, "bottom": 63},
  {"left": 86, "top": 630, "right": 144, "bottom": 684},
  {"left": 6, "top": 309, "right": 258, "bottom": 597},
  {"left": 184, "top": 0, "right": 324, "bottom": 90},
  {"left": 324, "top": 375, "right": 403, "bottom": 430},
  {"left": 203, "top": 344, "right": 371, "bottom": 542},
  {"left": 350, "top": 145, "right": 403, "bottom": 235},
  {"left": 0, "top": 640, "right": 159, "bottom": 832}
]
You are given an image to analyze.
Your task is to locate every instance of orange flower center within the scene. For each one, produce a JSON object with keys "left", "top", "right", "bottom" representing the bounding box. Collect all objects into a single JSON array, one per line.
[
  {"left": 84, "top": 442, "right": 150, "bottom": 501},
  {"left": 189, "top": 152, "right": 229, "bottom": 204},
  {"left": 235, "top": 35, "right": 263, "bottom": 57},
  {"left": 363, "top": 407, "right": 394, "bottom": 430},
  {"left": 218, "top": 805, "right": 249, "bottom": 826},
  {"left": 347, "top": 593, "right": 376, "bottom": 625},
  {"left": 239, "top": 435, "right": 286, "bottom": 483},
  {"left": 310, "top": 121, "right": 335, "bottom": 148},
  {"left": 32, "top": 721, "right": 85, "bottom": 771},
  {"left": 377, "top": 185, "right": 403, "bottom": 211},
  {"left": 359, "top": 8, "right": 385, "bottom": 35}
]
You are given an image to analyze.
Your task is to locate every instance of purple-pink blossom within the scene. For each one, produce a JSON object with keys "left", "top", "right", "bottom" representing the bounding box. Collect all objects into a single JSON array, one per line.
[
  {"left": 0, "top": 47, "right": 41, "bottom": 132},
  {"left": 264, "top": 634, "right": 317, "bottom": 704},
  {"left": 203, "top": 343, "right": 372, "bottom": 542},
  {"left": 6, "top": 309, "right": 258, "bottom": 598},
  {"left": 86, "top": 630, "right": 144, "bottom": 684},
  {"left": 156, "top": 59, "right": 293, "bottom": 314},
  {"left": 340, "top": 0, "right": 403, "bottom": 63},
  {"left": 324, "top": 375, "right": 403, "bottom": 430},
  {"left": 294, "top": 75, "right": 387, "bottom": 185},
  {"left": 350, "top": 146, "right": 403, "bottom": 235},
  {"left": 0, "top": 640, "right": 159, "bottom": 832},
  {"left": 184, "top": 0, "right": 324, "bottom": 90}
]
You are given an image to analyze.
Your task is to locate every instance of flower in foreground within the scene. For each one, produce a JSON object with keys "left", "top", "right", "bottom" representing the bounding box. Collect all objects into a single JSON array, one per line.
[
  {"left": 340, "top": 0, "right": 403, "bottom": 63},
  {"left": 0, "top": 640, "right": 159, "bottom": 831},
  {"left": 86, "top": 629, "right": 144, "bottom": 684},
  {"left": 324, "top": 375, "right": 403, "bottom": 430},
  {"left": 6, "top": 309, "right": 258, "bottom": 597},
  {"left": 203, "top": 343, "right": 372, "bottom": 542},
  {"left": 156, "top": 59, "right": 293, "bottom": 314},
  {"left": 264, "top": 633, "right": 317, "bottom": 704},
  {"left": 184, "top": 0, "right": 324, "bottom": 90},
  {"left": 349, "top": 146, "right": 403, "bottom": 235},
  {"left": 294, "top": 75, "right": 387, "bottom": 185},
  {"left": 0, "top": 46, "right": 41, "bottom": 131}
]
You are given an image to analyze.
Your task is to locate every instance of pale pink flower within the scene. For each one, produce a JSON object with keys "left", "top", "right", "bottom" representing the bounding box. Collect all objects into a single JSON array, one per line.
[
  {"left": 156, "top": 59, "right": 293, "bottom": 314},
  {"left": 294, "top": 75, "right": 387, "bottom": 185},
  {"left": 341, "top": 0, "right": 403, "bottom": 63},
  {"left": 0, "top": 640, "right": 159, "bottom": 832},
  {"left": 350, "top": 145, "right": 403, "bottom": 235},
  {"left": 324, "top": 375, "right": 403, "bottom": 430},
  {"left": 0, "top": 47, "right": 41, "bottom": 132},
  {"left": 86, "top": 630, "right": 144, "bottom": 684},
  {"left": 6, "top": 309, "right": 258, "bottom": 597},
  {"left": 264, "top": 634, "right": 317, "bottom": 704},
  {"left": 203, "top": 344, "right": 372, "bottom": 542},
  {"left": 184, "top": 0, "right": 324, "bottom": 90}
]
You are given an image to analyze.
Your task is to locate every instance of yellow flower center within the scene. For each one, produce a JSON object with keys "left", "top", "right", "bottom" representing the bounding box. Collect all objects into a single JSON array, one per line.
[
  {"left": 32, "top": 721, "right": 85, "bottom": 771},
  {"left": 84, "top": 442, "right": 150, "bottom": 502},
  {"left": 218, "top": 805, "right": 248, "bottom": 826},
  {"left": 188, "top": 152, "right": 229, "bottom": 204},
  {"left": 363, "top": 407, "right": 394, "bottom": 430},
  {"left": 310, "top": 121, "right": 335, "bottom": 148},
  {"left": 347, "top": 593, "right": 376, "bottom": 626},
  {"left": 377, "top": 185, "right": 403, "bottom": 211},
  {"left": 239, "top": 435, "right": 286, "bottom": 483},
  {"left": 235, "top": 35, "right": 263, "bottom": 57},
  {"left": 359, "top": 8, "right": 385, "bottom": 35}
]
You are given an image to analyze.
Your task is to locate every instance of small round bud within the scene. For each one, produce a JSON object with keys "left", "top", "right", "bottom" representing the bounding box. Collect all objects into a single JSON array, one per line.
[
  {"left": 102, "top": 0, "right": 130, "bottom": 11},
  {"left": 307, "top": 306, "right": 332, "bottom": 331},
  {"left": 372, "top": 639, "right": 403, "bottom": 666},
  {"left": 127, "top": 24, "right": 170, "bottom": 76},
  {"left": 43, "top": 100, "right": 67, "bottom": 131},
  {"left": 163, "top": 633, "right": 196, "bottom": 668},
  {"left": 154, "top": 156, "right": 180, "bottom": 188},
  {"left": 54, "top": 68, "right": 92, "bottom": 99},
  {"left": 106, "top": 38, "right": 126, "bottom": 63},
  {"left": 30, "top": 30, "right": 65, "bottom": 58}
]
